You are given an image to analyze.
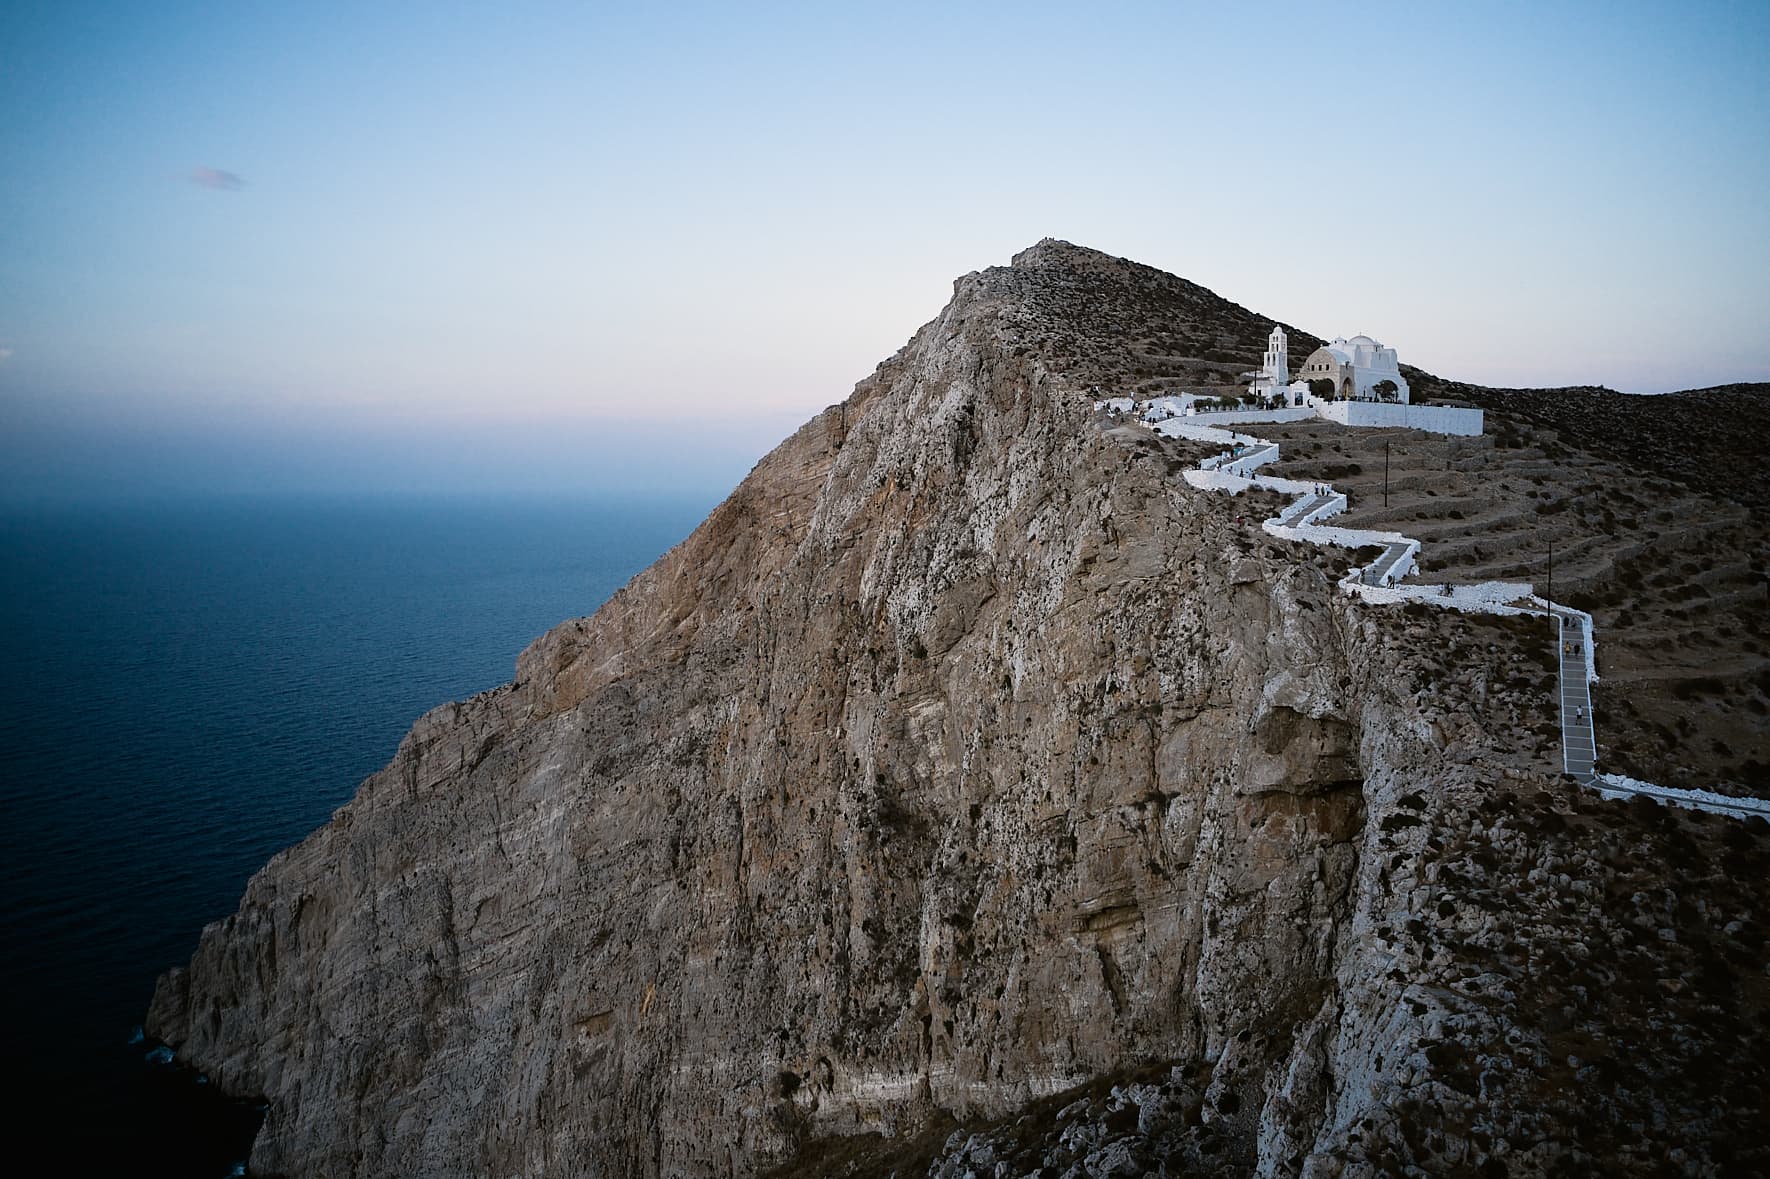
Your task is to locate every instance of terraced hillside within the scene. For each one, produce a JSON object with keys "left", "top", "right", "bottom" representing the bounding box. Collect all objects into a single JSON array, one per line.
[
  {"left": 1004, "top": 244, "right": 1768, "bottom": 795},
  {"left": 1255, "top": 414, "right": 1770, "bottom": 795},
  {"left": 1409, "top": 376, "right": 1770, "bottom": 507}
]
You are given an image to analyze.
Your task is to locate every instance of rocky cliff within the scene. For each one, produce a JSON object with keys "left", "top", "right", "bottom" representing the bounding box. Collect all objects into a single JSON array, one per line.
[{"left": 149, "top": 241, "right": 1770, "bottom": 1177}]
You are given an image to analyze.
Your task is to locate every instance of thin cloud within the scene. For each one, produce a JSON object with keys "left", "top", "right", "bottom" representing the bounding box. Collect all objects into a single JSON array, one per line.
[
  {"left": 0, "top": 348, "right": 12, "bottom": 361},
  {"left": 190, "top": 167, "right": 245, "bottom": 191}
]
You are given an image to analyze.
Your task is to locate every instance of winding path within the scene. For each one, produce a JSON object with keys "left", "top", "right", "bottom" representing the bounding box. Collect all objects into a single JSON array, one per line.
[
  {"left": 1554, "top": 610, "right": 1597, "bottom": 786},
  {"left": 1121, "top": 406, "right": 1770, "bottom": 822}
]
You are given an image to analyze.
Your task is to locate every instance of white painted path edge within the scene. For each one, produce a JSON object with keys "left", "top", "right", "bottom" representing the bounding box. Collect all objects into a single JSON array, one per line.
[{"left": 1113, "top": 407, "right": 1770, "bottom": 822}]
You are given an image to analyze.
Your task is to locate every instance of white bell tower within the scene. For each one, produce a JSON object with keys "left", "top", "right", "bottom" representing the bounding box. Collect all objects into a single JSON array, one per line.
[{"left": 1256, "top": 325, "right": 1288, "bottom": 392}]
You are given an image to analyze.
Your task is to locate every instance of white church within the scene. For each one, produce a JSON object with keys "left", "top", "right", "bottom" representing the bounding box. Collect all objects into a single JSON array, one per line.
[
  {"left": 1300, "top": 335, "right": 1410, "bottom": 402},
  {"left": 1241, "top": 326, "right": 1482, "bottom": 436},
  {"left": 1252, "top": 327, "right": 1410, "bottom": 404}
]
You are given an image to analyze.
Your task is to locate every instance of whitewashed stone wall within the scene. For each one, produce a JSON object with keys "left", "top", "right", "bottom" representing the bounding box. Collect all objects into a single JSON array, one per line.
[
  {"left": 1187, "top": 406, "right": 1316, "bottom": 426},
  {"left": 1312, "top": 400, "right": 1484, "bottom": 436}
]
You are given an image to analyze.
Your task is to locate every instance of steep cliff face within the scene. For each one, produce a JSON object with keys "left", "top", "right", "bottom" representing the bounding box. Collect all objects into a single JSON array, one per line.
[{"left": 149, "top": 242, "right": 1770, "bottom": 1177}]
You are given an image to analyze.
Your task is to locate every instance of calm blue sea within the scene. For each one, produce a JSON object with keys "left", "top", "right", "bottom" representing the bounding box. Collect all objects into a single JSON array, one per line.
[{"left": 0, "top": 494, "right": 712, "bottom": 1175}]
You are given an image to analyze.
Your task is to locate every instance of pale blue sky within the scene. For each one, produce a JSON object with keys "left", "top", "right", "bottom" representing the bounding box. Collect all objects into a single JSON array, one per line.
[{"left": 2, "top": 0, "right": 1766, "bottom": 500}]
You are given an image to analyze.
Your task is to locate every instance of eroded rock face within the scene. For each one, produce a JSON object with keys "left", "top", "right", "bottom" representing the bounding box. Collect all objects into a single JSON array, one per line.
[{"left": 148, "top": 242, "right": 1770, "bottom": 1177}]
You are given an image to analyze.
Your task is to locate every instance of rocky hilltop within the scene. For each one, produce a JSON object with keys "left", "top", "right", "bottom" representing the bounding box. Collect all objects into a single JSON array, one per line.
[{"left": 149, "top": 241, "right": 1770, "bottom": 1177}]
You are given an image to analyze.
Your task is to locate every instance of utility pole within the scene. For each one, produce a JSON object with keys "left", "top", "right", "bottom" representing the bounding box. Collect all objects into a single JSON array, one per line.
[
  {"left": 1383, "top": 440, "right": 1390, "bottom": 509},
  {"left": 1547, "top": 527, "right": 1555, "bottom": 627}
]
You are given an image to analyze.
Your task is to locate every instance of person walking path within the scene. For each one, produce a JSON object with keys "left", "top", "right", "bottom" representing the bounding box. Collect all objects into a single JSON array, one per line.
[
  {"left": 1555, "top": 610, "right": 1597, "bottom": 785},
  {"left": 1362, "top": 540, "right": 1414, "bottom": 586}
]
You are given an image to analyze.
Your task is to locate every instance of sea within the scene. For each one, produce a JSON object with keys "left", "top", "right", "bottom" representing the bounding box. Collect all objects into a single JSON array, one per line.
[{"left": 0, "top": 493, "right": 714, "bottom": 1176}]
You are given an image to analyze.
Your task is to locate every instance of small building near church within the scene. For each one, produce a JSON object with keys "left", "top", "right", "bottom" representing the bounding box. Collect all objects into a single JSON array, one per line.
[{"left": 1299, "top": 335, "right": 1410, "bottom": 403}]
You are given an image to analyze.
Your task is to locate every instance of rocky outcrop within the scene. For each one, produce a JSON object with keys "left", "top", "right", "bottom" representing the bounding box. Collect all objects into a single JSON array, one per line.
[{"left": 149, "top": 241, "right": 1770, "bottom": 1176}]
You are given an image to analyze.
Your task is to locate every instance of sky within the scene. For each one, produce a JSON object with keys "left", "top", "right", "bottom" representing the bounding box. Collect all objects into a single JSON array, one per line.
[{"left": 2, "top": 0, "right": 1766, "bottom": 502}]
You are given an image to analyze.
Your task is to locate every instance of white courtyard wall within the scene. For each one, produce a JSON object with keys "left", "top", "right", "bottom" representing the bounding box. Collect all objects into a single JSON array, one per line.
[
  {"left": 1186, "top": 406, "right": 1315, "bottom": 425},
  {"left": 1313, "top": 401, "right": 1484, "bottom": 436}
]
